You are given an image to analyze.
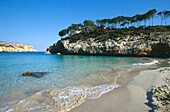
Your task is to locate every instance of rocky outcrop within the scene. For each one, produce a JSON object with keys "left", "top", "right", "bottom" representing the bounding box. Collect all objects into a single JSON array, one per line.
[
  {"left": 151, "top": 84, "right": 170, "bottom": 112},
  {"left": 160, "top": 68, "right": 170, "bottom": 73},
  {"left": 47, "top": 34, "right": 170, "bottom": 57},
  {"left": 0, "top": 41, "right": 37, "bottom": 52},
  {"left": 44, "top": 51, "right": 51, "bottom": 54},
  {"left": 22, "top": 71, "right": 48, "bottom": 78}
]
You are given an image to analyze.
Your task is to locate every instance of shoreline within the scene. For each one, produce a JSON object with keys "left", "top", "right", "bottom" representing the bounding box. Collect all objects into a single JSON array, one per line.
[
  {"left": 71, "top": 59, "right": 170, "bottom": 112},
  {"left": 49, "top": 53, "right": 169, "bottom": 58},
  {"left": 0, "top": 58, "right": 169, "bottom": 112}
]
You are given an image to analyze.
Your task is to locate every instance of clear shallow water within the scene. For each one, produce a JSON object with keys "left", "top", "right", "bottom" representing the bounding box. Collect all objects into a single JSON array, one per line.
[{"left": 0, "top": 52, "right": 155, "bottom": 97}]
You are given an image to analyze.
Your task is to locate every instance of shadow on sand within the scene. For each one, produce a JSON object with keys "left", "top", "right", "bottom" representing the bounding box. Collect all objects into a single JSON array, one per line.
[{"left": 145, "top": 89, "right": 157, "bottom": 112}]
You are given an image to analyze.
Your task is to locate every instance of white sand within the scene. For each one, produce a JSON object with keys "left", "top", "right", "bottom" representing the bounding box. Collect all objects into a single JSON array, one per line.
[{"left": 71, "top": 66, "right": 169, "bottom": 112}]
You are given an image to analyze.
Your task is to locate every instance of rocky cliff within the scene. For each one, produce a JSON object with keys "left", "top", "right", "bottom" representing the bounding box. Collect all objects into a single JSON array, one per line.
[
  {"left": 0, "top": 41, "right": 37, "bottom": 52},
  {"left": 47, "top": 32, "right": 170, "bottom": 58}
]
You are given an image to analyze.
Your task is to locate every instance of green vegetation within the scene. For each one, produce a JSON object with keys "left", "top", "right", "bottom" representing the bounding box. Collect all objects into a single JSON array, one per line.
[
  {"left": 58, "top": 9, "right": 170, "bottom": 43},
  {"left": 157, "top": 10, "right": 170, "bottom": 25}
]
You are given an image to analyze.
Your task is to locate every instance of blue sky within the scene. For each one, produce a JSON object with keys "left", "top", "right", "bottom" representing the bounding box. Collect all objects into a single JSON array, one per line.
[{"left": 0, "top": 0, "right": 170, "bottom": 51}]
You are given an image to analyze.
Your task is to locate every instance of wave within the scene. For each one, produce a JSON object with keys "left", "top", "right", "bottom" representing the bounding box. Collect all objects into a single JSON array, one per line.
[
  {"left": 2, "top": 84, "right": 120, "bottom": 112},
  {"left": 133, "top": 60, "right": 159, "bottom": 66}
]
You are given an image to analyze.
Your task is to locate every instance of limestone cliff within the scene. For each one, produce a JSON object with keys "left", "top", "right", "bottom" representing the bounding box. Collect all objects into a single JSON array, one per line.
[
  {"left": 47, "top": 32, "right": 170, "bottom": 58},
  {"left": 0, "top": 41, "right": 37, "bottom": 52}
]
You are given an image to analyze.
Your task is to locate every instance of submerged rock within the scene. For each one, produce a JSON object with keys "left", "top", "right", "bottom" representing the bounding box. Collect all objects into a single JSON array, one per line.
[{"left": 22, "top": 71, "right": 48, "bottom": 78}]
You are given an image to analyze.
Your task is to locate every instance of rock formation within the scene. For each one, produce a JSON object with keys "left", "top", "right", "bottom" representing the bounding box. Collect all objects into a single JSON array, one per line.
[
  {"left": 151, "top": 67, "right": 170, "bottom": 112},
  {"left": 44, "top": 51, "right": 51, "bottom": 54},
  {"left": 22, "top": 71, "right": 48, "bottom": 78},
  {"left": 0, "top": 41, "right": 37, "bottom": 52},
  {"left": 47, "top": 33, "right": 170, "bottom": 58}
]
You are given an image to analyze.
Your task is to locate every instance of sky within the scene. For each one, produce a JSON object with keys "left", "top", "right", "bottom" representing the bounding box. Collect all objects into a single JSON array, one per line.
[{"left": 0, "top": 0, "right": 170, "bottom": 51}]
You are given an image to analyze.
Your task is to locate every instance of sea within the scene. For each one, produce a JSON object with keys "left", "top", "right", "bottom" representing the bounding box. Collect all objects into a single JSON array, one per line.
[{"left": 0, "top": 52, "right": 159, "bottom": 111}]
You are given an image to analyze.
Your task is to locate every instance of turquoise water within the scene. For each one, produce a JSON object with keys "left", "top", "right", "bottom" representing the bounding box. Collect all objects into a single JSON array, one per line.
[{"left": 0, "top": 52, "right": 154, "bottom": 97}]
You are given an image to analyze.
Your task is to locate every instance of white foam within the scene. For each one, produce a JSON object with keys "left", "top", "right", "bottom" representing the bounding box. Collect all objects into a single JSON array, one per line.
[
  {"left": 53, "top": 84, "right": 120, "bottom": 111},
  {"left": 3, "top": 84, "right": 120, "bottom": 112},
  {"left": 133, "top": 60, "right": 159, "bottom": 66},
  {"left": 86, "top": 84, "right": 120, "bottom": 99},
  {"left": 65, "top": 84, "right": 120, "bottom": 99},
  {"left": 54, "top": 84, "right": 120, "bottom": 105}
]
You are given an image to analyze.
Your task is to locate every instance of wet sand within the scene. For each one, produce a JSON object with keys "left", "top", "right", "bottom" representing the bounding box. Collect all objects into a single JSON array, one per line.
[
  {"left": 0, "top": 59, "right": 169, "bottom": 112},
  {"left": 71, "top": 59, "right": 170, "bottom": 112}
]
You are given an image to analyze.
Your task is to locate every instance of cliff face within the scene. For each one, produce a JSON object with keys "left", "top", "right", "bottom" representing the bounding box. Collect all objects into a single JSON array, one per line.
[
  {"left": 47, "top": 33, "right": 170, "bottom": 58},
  {"left": 0, "top": 41, "right": 37, "bottom": 52}
]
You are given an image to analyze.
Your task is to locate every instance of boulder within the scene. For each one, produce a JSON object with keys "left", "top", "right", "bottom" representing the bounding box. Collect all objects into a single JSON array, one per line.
[
  {"left": 22, "top": 71, "right": 48, "bottom": 78},
  {"left": 48, "top": 40, "right": 68, "bottom": 54}
]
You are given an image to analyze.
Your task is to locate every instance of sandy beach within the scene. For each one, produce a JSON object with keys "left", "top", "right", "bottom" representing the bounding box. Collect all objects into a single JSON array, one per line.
[
  {"left": 71, "top": 59, "right": 170, "bottom": 112},
  {"left": 0, "top": 58, "right": 169, "bottom": 112},
  {"left": 1, "top": 0, "right": 170, "bottom": 111}
]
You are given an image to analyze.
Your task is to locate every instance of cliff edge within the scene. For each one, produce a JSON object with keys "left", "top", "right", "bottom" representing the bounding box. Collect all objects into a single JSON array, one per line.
[
  {"left": 47, "top": 31, "right": 170, "bottom": 58},
  {"left": 0, "top": 41, "right": 37, "bottom": 52},
  {"left": 47, "top": 9, "right": 170, "bottom": 57}
]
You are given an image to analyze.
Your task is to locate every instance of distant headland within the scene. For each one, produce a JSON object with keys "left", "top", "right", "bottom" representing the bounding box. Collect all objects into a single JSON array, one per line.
[
  {"left": 0, "top": 41, "right": 37, "bottom": 52},
  {"left": 47, "top": 9, "right": 170, "bottom": 58}
]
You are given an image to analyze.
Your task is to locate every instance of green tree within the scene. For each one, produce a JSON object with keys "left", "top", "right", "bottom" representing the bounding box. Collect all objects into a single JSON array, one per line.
[
  {"left": 130, "top": 16, "right": 136, "bottom": 27},
  {"left": 111, "top": 17, "right": 118, "bottom": 28},
  {"left": 117, "top": 16, "right": 124, "bottom": 28},
  {"left": 101, "top": 19, "right": 106, "bottom": 26},
  {"left": 158, "top": 11, "right": 164, "bottom": 25},
  {"left": 150, "top": 9, "right": 157, "bottom": 26},
  {"left": 125, "top": 17, "right": 132, "bottom": 27},
  {"left": 146, "top": 9, "right": 157, "bottom": 26},
  {"left": 146, "top": 10, "right": 152, "bottom": 26},
  {"left": 101, "top": 19, "right": 110, "bottom": 26},
  {"left": 107, "top": 18, "right": 112, "bottom": 27},
  {"left": 83, "top": 20, "right": 95, "bottom": 33},
  {"left": 121, "top": 22, "right": 129, "bottom": 28},
  {"left": 71, "top": 23, "right": 83, "bottom": 30},
  {"left": 83, "top": 20, "right": 95, "bottom": 28},
  {"left": 58, "top": 29, "right": 69, "bottom": 37},
  {"left": 163, "top": 10, "right": 170, "bottom": 25},
  {"left": 132, "top": 14, "right": 142, "bottom": 27},
  {"left": 68, "top": 24, "right": 76, "bottom": 33},
  {"left": 141, "top": 14, "right": 148, "bottom": 27},
  {"left": 96, "top": 19, "right": 101, "bottom": 25},
  {"left": 158, "top": 10, "right": 170, "bottom": 25}
]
